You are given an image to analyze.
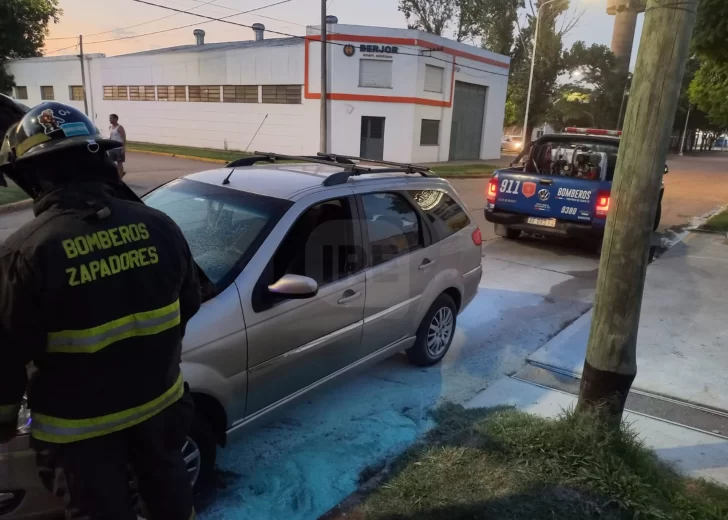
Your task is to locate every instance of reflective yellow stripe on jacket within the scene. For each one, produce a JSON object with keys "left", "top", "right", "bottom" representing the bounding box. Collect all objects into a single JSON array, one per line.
[
  {"left": 31, "top": 373, "right": 184, "bottom": 443},
  {"left": 47, "top": 300, "right": 181, "bottom": 354}
]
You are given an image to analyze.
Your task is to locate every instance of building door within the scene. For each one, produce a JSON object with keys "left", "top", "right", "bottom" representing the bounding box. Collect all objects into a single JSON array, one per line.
[
  {"left": 360, "top": 116, "right": 386, "bottom": 160},
  {"left": 449, "top": 82, "right": 487, "bottom": 160}
]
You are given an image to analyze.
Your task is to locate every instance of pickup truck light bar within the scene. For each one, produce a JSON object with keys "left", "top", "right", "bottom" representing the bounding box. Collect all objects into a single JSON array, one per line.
[{"left": 564, "top": 127, "right": 622, "bottom": 137}]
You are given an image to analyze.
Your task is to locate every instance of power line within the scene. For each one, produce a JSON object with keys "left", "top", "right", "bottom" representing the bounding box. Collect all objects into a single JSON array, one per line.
[
  {"left": 132, "top": 0, "right": 510, "bottom": 77},
  {"left": 81, "top": 0, "right": 292, "bottom": 46},
  {"left": 47, "top": 0, "right": 283, "bottom": 43},
  {"left": 43, "top": 43, "right": 79, "bottom": 56}
]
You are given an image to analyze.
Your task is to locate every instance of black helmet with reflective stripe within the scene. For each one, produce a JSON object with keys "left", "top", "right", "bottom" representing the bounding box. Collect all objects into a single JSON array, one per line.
[{"left": 0, "top": 102, "right": 122, "bottom": 198}]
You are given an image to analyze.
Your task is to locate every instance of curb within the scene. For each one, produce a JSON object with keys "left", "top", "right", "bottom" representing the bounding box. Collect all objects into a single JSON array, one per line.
[
  {"left": 127, "top": 149, "right": 230, "bottom": 165},
  {"left": 0, "top": 198, "right": 32, "bottom": 215}
]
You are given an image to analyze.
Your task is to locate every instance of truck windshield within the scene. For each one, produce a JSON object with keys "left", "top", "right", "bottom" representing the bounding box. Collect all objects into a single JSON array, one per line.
[
  {"left": 144, "top": 179, "right": 292, "bottom": 289},
  {"left": 526, "top": 139, "right": 620, "bottom": 181}
]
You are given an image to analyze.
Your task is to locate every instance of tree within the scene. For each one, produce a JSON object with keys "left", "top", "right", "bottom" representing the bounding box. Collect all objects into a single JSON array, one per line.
[
  {"left": 0, "top": 0, "right": 61, "bottom": 93},
  {"left": 398, "top": 0, "right": 456, "bottom": 38},
  {"left": 471, "top": 0, "right": 524, "bottom": 55},
  {"left": 686, "top": 0, "right": 728, "bottom": 130}
]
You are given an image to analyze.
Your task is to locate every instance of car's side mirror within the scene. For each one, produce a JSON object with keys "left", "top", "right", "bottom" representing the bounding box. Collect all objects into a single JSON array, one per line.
[
  {"left": 268, "top": 274, "right": 318, "bottom": 299},
  {"left": 664, "top": 165, "right": 669, "bottom": 174}
]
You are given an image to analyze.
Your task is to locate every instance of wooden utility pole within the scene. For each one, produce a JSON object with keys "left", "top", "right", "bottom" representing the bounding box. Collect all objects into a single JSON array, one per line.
[{"left": 576, "top": 0, "right": 698, "bottom": 421}]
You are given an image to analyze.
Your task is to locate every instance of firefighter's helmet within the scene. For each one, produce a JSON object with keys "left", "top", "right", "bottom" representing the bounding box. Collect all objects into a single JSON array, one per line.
[{"left": 0, "top": 102, "right": 121, "bottom": 198}]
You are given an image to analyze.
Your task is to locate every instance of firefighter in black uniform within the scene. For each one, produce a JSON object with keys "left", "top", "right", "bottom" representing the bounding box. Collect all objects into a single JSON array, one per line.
[{"left": 0, "top": 102, "right": 201, "bottom": 519}]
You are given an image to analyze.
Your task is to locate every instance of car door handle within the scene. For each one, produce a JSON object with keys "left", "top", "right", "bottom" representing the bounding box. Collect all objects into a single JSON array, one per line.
[
  {"left": 338, "top": 290, "right": 362, "bottom": 304},
  {"left": 419, "top": 258, "right": 436, "bottom": 270},
  {"left": 539, "top": 178, "right": 553, "bottom": 185}
]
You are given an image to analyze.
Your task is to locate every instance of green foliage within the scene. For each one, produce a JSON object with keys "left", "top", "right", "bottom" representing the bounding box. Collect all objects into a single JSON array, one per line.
[
  {"left": 474, "top": 0, "right": 524, "bottom": 55},
  {"left": 691, "top": 0, "right": 728, "bottom": 64},
  {"left": 686, "top": 0, "right": 728, "bottom": 130},
  {"left": 549, "top": 41, "right": 625, "bottom": 130},
  {"left": 398, "top": 0, "right": 456, "bottom": 37},
  {"left": 357, "top": 404, "right": 728, "bottom": 520},
  {"left": 0, "top": 0, "right": 61, "bottom": 93},
  {"left": 689, "top": 61, "right": 728, "bottom": 129}
]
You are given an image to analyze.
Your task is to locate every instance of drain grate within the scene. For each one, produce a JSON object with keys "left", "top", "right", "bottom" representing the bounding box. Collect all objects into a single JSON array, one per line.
[{"left": 514, "top": 363, "right": 728, "bottom": 438}]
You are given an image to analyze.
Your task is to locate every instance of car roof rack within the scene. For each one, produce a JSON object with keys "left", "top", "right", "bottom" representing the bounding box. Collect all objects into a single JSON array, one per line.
[{"left": 226, "top": 151, "right": 432, "bottom": 187}]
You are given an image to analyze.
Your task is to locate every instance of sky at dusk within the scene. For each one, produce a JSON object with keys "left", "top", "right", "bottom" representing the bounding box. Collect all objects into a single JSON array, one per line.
[{"left": 44, "top": 0, "right": 643, "bottom": 69}]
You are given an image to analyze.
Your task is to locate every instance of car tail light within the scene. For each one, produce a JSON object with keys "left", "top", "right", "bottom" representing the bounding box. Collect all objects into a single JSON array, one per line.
[
  {"left": 596, "top": 191, "right": 610, "bottom": 217},
  {"left": 486, "top": 177, "right": 498, "bottom": 204},
  {"left": 472, "top": 228, "right": 482, "bottom": 246}
]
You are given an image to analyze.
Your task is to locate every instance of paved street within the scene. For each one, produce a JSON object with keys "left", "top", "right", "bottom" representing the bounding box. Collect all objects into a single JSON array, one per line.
[{"left": 0, "top": 150, "right": 725, "bottom": 520}]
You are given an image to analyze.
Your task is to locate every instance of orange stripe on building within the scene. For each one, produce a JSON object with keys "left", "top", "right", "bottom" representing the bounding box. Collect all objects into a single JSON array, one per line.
[{"left": 307, "top": 34, "right": 510, "bottom": 69}]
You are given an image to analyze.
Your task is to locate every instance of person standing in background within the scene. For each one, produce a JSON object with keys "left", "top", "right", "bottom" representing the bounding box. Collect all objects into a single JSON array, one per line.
[{"left": 109, "top": 114, "right": 127, "bottom": 178}]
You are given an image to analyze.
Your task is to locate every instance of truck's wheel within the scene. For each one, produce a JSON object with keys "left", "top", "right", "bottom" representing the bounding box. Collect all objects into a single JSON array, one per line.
[
  {"left": 653, "top": 201, "right": 662, "bottom": 231},
  {"left": 406, "top": 294, "right": 457, "bottom": 366},
  {"left": 495, "top": 224, "right": 520, "bottom": 239}
]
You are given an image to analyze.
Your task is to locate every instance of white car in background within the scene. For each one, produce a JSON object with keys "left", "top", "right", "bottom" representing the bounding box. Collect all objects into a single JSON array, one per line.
[{"left": 501, "top": 135, "right": 524, "bottom": 152}]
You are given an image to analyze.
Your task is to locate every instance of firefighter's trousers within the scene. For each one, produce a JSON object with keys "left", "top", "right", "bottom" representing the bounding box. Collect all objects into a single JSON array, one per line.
[{"left": 33, "top": 393, "right": 196, "bottom": 520}]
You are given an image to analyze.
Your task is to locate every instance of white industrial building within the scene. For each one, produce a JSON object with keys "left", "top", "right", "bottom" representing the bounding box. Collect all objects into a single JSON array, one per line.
[{"left": 6, "top": 21, "right": 510, "bottom": 163}]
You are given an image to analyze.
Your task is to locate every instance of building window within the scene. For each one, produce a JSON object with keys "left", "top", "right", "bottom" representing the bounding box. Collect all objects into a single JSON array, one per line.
[
  {"left": 103, "top": 86, "right": 129, "bottom": 100},
  {"left": 158, "top": 86, "right": 187, "bottom": 102},
  {"left": 69, "top": 86, "right": 84, "bottom": 101},
  {"left": 143, "top": 86, "right": 156, "bottom": 101},
  {"left": 14, "top": 86, "right": 28, "bottom": 100},
  {"left": 420, "top": 119, "right": 440, "bottom": 146},
  {"left": 261, "top": 85, "right": 301, "bottom": 104},
  {"left": 189, "top": 86, "right": 221, "bottom": 103},
  {"left": 424, "top": 65, "right": 444, "bottom": 93},
  {"left": 223, "top": 85, "right": 259, "bottom": 103},
  {"left": 128, "top": 86, "right": 141, "bottom": 101},
  {"left": 359, "top": 59, "right": 393, "bottom": 88},
  {"left": 40, "top": 86, "right": 54, "bottom": 100}
]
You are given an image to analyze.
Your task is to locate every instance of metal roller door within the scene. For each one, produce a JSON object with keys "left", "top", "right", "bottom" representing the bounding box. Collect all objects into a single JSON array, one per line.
[{"left": 449, "top": 81, "right": 487, "bottom": 160}]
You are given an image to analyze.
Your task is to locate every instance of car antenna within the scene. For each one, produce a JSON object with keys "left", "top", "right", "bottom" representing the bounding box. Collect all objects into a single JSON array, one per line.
[{"left": 222, "top": 167, "right": 236, "bottom": 185}]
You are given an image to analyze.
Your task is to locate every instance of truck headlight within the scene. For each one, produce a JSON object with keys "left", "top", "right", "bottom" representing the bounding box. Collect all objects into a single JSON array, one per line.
[{"left": 17, "top": 397, "right": 31, "bottom": 435}]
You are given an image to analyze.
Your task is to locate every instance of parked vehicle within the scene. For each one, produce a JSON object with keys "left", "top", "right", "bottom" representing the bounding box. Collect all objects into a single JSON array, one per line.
[
  {"left": 486, "top": 128, "right": 665, "bottom": 247},
  {"left": 501, "top": 135, "right": 524, "bottom": 152},
  {"left": 0, "top": 153, "right": 483, "bottom": 519}
]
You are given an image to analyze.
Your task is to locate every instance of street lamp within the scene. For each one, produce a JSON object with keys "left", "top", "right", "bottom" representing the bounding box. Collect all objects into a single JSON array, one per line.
[{"left": 522, "top": 0, "right": 559, "bottom": 145}]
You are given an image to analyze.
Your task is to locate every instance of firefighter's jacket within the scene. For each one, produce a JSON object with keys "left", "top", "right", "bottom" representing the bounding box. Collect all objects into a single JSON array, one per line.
[{"left": 0, "top": 181, "right": 201, "bottom": 443}]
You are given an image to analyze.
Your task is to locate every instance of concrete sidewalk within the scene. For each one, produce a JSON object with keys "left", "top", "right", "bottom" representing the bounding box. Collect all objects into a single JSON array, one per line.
[
  {"left": 528, "top": 232, "right": 728, "bottom": 412},
  {"left": 468, "top": 231, "right": 728, "bottom": 485}
]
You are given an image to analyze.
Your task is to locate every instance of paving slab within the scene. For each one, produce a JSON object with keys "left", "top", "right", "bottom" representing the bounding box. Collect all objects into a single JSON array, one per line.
[{"left": 528, "top": 232, "right": 728, "bottom": 412}]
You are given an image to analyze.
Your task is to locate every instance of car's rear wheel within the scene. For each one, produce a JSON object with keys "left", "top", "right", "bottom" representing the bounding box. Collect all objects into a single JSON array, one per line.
[
  {"left": 495, "top": 223, "right": 520, "bottom": 239},
  {"left": 406, "top": 294, "right": 457, "bottom": 366}
]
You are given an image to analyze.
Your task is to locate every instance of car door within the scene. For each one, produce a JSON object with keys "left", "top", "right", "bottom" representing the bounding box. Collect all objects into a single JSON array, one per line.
[
  {"left": 356, "top": 190, "right": 434, "bottom": 356},
  {"left": 242, "top": 193, "right": 366, "bottom": 417}
]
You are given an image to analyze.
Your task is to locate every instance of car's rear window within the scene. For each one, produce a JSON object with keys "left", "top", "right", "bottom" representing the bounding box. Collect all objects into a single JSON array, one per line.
[
  {"left": 144, "top": 179, "right": 292, "bottom": 288},
  {"left": 527, "top": 139, "right": 620, "bottom": 181},
  {"left": 409, "top": 190, "right": 470, "bottom": 242}
]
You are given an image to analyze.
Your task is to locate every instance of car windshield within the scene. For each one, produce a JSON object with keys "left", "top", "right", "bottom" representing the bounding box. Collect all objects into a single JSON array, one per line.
[
  {"left": 527, "top": 138, "right": 620, "bottom": 181},
  {"left": 144, "top": 179, "right": 292, "bottom": 288}
]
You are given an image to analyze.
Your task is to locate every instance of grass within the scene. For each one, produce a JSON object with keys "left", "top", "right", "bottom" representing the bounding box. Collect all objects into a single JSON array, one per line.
[
  {"left": 429, "top": 163, "right": 498, "bottom": 178},
  {"left": 127, "top": 142, "right": 496, "bottom": 177},
  {"left": 701, "top": 209, "right": 728, "bottom": 233},
  {"left": 0, "top": 179, "right": 30, "bottom": 206},
  {"left": 126, "top": 141, "right": 251, "bottom": 162},
  {"left": 350, "top": 404, "right": 728, "bottom": 520}
]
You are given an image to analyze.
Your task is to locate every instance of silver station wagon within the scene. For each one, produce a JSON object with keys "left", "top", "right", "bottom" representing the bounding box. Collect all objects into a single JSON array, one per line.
[{"left": 1, "top": 153, "right": 483, "bottom": 519}]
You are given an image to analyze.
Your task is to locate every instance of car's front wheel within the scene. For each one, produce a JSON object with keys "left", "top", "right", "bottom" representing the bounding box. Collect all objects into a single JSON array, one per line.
[
  {"left": 188, "top": 410, "right": 217, "bottom": 492},
  {"left": 406, "top": 294, "right": 457, "bottom": 366}
]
